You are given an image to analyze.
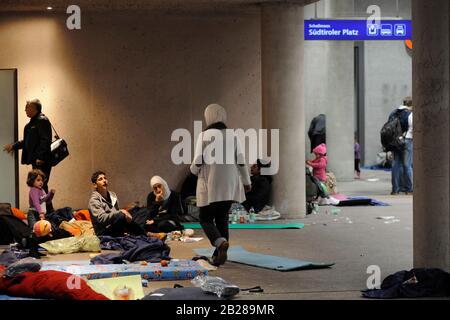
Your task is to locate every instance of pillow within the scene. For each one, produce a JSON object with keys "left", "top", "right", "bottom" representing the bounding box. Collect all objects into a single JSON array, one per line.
[{"left": 11, "top": 208, "right": 26, "bottom": 220}]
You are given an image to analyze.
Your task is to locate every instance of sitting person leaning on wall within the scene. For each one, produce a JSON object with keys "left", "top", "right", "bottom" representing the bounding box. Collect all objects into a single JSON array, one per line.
[
  {"left": 242, "top": 159, "right": 272, "bottom": 213},
  {"left": 146, "top": 176, "right": 185, "bottom": 235},
  {"left": 88, "top": 170, "right": 144, "bottom": 237}
]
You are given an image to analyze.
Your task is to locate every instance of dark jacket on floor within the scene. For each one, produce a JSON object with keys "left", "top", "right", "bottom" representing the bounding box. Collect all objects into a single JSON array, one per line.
[
  {"left": 91, "top": 235, "right": 171, "bottom": 264},
  {"left": 242, "top": 175, "right": 272, "bottom": 213},
  {"left": 362, "top": 268, "right": 450, "bottom": 299}
]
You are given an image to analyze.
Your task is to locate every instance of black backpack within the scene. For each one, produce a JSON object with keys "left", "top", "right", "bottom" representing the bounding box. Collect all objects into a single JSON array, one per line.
[{"left": 380, "top": 110, "right": 406, "bottom": 152}]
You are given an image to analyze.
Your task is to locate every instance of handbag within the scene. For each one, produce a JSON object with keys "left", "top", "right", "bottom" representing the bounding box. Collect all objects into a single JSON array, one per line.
[{"left": 50, "top": 123, "right": 69, "bottom": 167}]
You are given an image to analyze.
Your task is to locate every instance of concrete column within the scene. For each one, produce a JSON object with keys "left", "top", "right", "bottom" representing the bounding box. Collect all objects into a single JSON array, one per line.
[
  {"left": 412, "top": 0, "right": 450, "bottom": 270},
  {"left": 324, "top": 0, "right": 355, "bottom": 181},
  {"left": 261, "top": 4, "right": 305, "bottom": 218}
]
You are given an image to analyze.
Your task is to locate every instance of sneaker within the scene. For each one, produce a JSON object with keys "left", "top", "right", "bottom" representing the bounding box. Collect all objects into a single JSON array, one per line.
[
  {"left": 390, "top": 192, "right": 399, "bottom": 195},
  {"left": 213, "top": 240, "right": 229, "bottom": 266},
  {"left": 405, "top": 192, "right": 413, "bottom": 195}
]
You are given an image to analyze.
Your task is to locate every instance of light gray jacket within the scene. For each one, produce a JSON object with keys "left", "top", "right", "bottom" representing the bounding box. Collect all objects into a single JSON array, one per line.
[{"left": 88, "top": 190, "right": 122, "bottom": 225}]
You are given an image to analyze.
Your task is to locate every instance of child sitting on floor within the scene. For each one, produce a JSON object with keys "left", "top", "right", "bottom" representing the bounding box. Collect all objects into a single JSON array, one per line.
[
  {"left": 305, "top": 143, "right": 339, "bottom": 207},
  {"left": 306, "top": 143, "right": 327, "bottom": 182}
]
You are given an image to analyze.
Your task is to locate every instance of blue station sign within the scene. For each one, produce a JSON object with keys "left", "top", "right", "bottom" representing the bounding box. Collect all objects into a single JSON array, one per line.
[{"left": 305, "top": 19, "right": 412, "bottom": 40}]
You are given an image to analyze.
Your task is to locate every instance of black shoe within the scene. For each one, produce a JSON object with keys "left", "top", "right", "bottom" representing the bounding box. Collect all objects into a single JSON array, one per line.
[{"left": 213, "top": 240, "right": 229, "bottom": 266}]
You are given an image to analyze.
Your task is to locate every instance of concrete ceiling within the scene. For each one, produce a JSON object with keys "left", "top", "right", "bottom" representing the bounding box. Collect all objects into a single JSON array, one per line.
[{"left": 0, "top": 0, "right": 318, "bottom": 12}]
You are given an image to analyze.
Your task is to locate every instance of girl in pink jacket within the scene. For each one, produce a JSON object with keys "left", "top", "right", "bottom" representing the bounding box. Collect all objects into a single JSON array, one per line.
[{"left": 306, "top": 143, "right": 328, "bottom": 182}]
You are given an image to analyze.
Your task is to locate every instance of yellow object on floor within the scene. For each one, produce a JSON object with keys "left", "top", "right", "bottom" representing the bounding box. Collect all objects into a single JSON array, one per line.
[
  {"left": 87, "top": 275, "right": 145, "bottom": 300},
  {"left": 39, "top": 235, "right": 101, "bottom": 254}
]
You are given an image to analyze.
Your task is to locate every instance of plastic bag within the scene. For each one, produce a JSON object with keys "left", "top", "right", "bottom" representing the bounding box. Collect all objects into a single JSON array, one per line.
[
  {"left": 191, "top": 275, "right": 240, "bottom": 298},
  {"left": 39, "top": 235, "right": 101, "bottom": 254},
  {"left": 5, "top": 257, "right": 42, "bottom": 278}
]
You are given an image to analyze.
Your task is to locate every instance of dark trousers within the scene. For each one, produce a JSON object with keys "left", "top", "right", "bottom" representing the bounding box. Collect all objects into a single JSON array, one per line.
[
  {"left": 32, "top": 162, "right": 54, "bottom": 213},
  {"left": 97, "top": 213, "right": 146, "bottom": 237},
  {"left": 27, "top": 209, "right": 39, "bottom": 232},
  {"left": 355, "top": 159, "right": 361, "bottom": 173},
  {"left": 199, "top": 201, "right": 233, "bottom": 255}
]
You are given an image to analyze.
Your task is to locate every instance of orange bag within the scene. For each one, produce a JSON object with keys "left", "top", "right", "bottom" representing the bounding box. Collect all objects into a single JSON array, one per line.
[
  {"left": 73, "top": 209, "right": 92, "bottom": 222},
  {"left": 11, "top": 208, "right": 26, "bottom": 220}
]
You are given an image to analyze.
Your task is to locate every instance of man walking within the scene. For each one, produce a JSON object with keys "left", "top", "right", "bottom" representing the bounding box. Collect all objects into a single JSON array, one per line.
[
  {"left": 3, "top": 99, "right": 54, "bottom": 211},
  {"left": 389, "top": 97, "right": 413, "bottom": 195}
]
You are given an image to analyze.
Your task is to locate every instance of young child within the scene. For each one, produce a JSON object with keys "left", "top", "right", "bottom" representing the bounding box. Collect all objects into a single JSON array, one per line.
[
  {"left": 27, "top": 169, "right": 55, "bottom": 231},
  {"left": 22, "top": 169, "right": 56, "bottom": 258},
  {"left": 354, "top": 137, "right": 361, "bottom": 179},
  {"left": 306, "top": 143, "right": 328, "bottom": 182}
]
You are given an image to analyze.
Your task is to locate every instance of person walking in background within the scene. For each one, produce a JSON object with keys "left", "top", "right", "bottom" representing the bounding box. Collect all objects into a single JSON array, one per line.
[
  {"left": 3, "top": 99, "right": 54, "bottom": 212},
  {"left": 389, "top": 97, "right": 413, "bottom": 195},
  {"left": 354, "top": 136, "right": 361, "bottom": 179},
  {"left": 404, "top": 104, "right": 413, "bottom": 195},
  {"left": 190, "top": 103, "right": 251, "bottom": 267}
]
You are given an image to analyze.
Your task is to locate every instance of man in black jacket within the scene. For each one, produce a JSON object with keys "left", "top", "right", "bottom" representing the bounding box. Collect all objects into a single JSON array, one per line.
[
  {"left": 308, "top": 114, "right": 326, "bottom": 153},
  {"left": 3, "top": 99, "right": 54, "bottom": 212}
]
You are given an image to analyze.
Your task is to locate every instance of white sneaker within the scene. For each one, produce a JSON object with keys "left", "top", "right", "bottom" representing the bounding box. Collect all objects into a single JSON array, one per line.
[{"left": 255, "top": 210, "right": 281, "bottom": 221}]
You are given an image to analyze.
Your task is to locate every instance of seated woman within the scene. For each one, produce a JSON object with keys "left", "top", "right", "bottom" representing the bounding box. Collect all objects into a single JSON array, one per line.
[
  {"left": 88, "top": 170, "right": 143, "bottom": 237},
  {"left": 146, "top": 176, "right": 184, "bottom": 234},
  {"left": 242, "top": 159, "right": 272, "bottom": 213}
]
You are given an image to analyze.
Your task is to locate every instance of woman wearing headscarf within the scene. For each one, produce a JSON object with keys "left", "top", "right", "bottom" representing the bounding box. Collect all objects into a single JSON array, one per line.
[
  {"left": 146, "top": 176, "right": 184, "bottom": 233},
  {"left": 190, "top": 104, "right": 251, "bottom": 266}
]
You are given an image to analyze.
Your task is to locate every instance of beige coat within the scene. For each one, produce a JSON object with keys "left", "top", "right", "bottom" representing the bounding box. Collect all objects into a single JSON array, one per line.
[{"left": 190, "top": 128, "right": 251, "bottom": 207}]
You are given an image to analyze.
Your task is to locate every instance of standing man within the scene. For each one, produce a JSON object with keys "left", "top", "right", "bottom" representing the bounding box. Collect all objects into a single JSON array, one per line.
[
  {"left": 308, "top": 114, "right": 326, "bottom": 153},
  {"left": 3, "top": 99, "right": 54, "bottom": 211},
  {"left": 404, "top": 104, "right": 413, "bottom": 195},
  {"left": 389, "top": 96, "right": 413, "bottom": 195}
]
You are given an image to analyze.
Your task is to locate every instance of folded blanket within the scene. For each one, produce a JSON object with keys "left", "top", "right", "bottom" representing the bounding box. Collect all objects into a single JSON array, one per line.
[{"left": 0, "top": 266, "right": 108, "bottom": 300}]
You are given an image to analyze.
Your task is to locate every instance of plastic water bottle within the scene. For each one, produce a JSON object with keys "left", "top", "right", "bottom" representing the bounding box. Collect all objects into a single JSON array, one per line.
[
  {"left": 239, "top": 210, "right": 246, "bottom": 223},
  {"left": 248, "top": 207, "right": 256, "bottom": 223},
  {"left": 231, "top": 208, "right": 238, "bottom": 224},
  {"left": 313, "top": 203, "right": 319, "bottom": 215}
]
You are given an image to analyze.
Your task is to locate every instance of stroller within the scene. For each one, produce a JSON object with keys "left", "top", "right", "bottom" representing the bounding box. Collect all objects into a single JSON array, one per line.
[{"left": 305, "top": 168, "right": 329, "bottom": 215}]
